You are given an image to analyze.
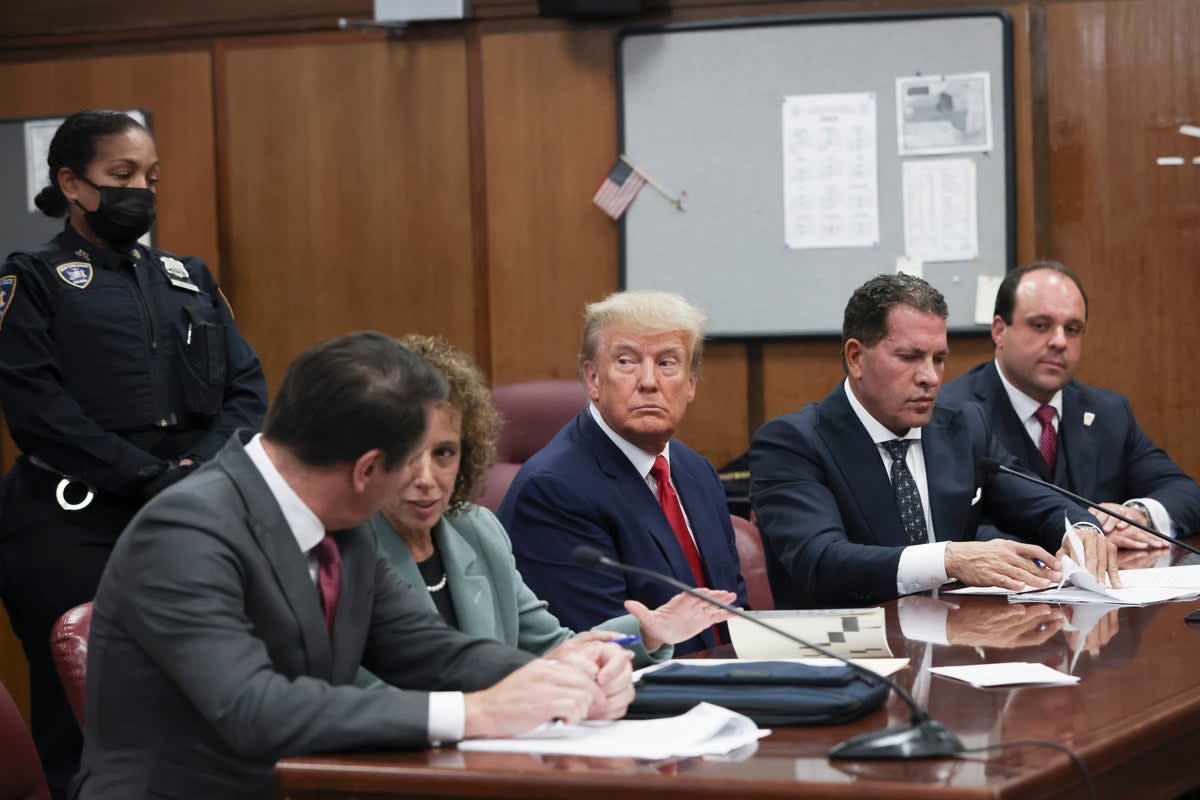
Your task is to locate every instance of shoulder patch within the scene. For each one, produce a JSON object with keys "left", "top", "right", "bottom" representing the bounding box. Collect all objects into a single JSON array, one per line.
[
  {"left": 55, "top": 262, "right": 93, "bottom": 289},
  {"left": 160, "top": 256, "right": 190, "bottom": 281},
  {"left": 0, "top": 275, "right": 16, "bottom": 330}
]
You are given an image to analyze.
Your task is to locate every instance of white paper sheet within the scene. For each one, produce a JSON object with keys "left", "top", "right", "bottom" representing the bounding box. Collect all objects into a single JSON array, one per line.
[
  {"left": 896, "top": 72, "right": 993, "bottom": 156},
  {"left": 456, "top": 702, "right": 769, "bottom": 759},
  {"left": 727, "top": 607, "right": 892, "bottom": 659},
  {"left": 931, "top": 662, "right": 1080, "bottom": 688},
  {"left": 902, "top": 157, "right": 979, "bottom": 262},
  {"left": 974, "top": 274, "right": 1002, "bottom": 324},
  {"left": 781, "top": 92, "right": 879, "bottom": 249}
]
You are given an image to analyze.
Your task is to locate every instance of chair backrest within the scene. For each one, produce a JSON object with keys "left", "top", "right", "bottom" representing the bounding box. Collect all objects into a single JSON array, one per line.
[
  {"left": 0, "top": 677, "right": 50, "bottom": 800},
  {"left": 730, "top": 515, "right": 774, "bottom": 611},
  {"left": 49, "top": 601, "right": 92, "bottom": 730},
  {"left": 477, "top": 379, "right": 586, "bottom": 513}
]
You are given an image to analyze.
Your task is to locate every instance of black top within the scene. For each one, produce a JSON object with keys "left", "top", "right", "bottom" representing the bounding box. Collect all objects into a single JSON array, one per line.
[
  {"left": 416, "top": 549, "right": 458, "bottom": 629},
  {"left": 0, "top": 223, "right": 267, "bottom": 496}
]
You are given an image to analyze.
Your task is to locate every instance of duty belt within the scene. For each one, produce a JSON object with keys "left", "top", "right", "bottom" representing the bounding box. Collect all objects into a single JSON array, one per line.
[{"left": 26, "top": 455, "right": 95, "bottom": 511}]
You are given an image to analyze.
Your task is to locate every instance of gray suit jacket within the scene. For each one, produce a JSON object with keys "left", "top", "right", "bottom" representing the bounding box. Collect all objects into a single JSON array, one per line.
[
  {"left": 75, "top": 432, "right": 533, "bottom": 800},
  {"left": 362, "top": 505, "right": 669, "bottom": 667}
]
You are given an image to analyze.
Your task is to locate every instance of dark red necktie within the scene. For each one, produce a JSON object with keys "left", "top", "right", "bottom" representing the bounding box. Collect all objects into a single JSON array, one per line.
[
  {"left": 1034, "top": 404, "right": 1058, "bottom": 473},
  {"left": 314, "top": 534, "right": 341, "bottom": 632},
  {"left": 651, "top": 456, "right": 722, "bottom": 645},
  {"left": 650, "top": 456, "right": 706, "bottom": 588}
]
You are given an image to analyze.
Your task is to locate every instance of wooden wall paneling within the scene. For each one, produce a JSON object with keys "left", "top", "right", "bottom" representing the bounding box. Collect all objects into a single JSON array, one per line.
[
  {"left": 676, "top": 342, "right": 751, "bottom": 468},
  {"left": 220, "top": 35, "right": 477, "bottom": 392},
  {"left": 0, "top": 48, "right": 219, "bottom": 720},
  {"left": 480, "top": 26, "right": 620, "bottom": 387},
  {"left": 1047, "top": 0, "right": 1200, "bottom": 477},
  {"left": 0, "top": 2, "right": 370, "bottom": 44}
]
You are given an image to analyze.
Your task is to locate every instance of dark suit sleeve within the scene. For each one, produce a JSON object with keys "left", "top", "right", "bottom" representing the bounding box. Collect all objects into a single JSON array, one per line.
[
  {"left": 502, "top": 472, "right": 637, "bottom": 633},
  {"left": 113, "top": 495, "right": 530, "bottom": 760},
  {"left": 1114, "top": 398, "right": 1200, "bottom": 536},
  {"left": 749, "top": 416, "right": 904, "bottom": 606}
]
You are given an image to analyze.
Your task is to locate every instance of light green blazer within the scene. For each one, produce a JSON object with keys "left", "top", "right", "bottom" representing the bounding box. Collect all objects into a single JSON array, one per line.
[{"left": 356, "top": 505, "right": 670, "bottom": 688}]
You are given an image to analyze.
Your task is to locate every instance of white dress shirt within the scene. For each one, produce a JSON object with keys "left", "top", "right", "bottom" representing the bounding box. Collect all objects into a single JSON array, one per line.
[
  {"left": 993, "top": 361, "right": 1172, "bottom": 535},
  {"left": 843, "top": 379, "right": 950, "bottom": 595},
  {"left": 588, "top": 403, "right": 699, "bottom": 545},
  {"left": 244, "top": 434, "right": 465, "bottom": 743}
]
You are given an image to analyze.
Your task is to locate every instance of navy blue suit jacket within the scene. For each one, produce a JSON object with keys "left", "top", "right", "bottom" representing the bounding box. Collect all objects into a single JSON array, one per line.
[
  {"left": 940, "top": 361, "right": 1200, "bottom": 536},
  {"left": 497, "top": 411, "right": 746, "bottom": 656},
  {"left": 748, "top": 383, "right": 1096, "bottom": 609}
]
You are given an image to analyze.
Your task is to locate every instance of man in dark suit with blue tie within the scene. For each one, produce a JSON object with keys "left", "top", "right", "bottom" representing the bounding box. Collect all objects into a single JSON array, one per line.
[
  {"left": 939, "top": 261, "right": 1200, "bottom": 548},
  {"left": 499, "top": 290, "right": 746, "bottom": 655},
  {"left": 749, "top": 274, "right": 1117, "bottom": 609}
]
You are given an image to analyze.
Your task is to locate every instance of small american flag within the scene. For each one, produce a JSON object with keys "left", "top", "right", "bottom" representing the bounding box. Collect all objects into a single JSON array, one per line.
[{"left": 592, "top": 159, "right": 646, "bottom": 219}]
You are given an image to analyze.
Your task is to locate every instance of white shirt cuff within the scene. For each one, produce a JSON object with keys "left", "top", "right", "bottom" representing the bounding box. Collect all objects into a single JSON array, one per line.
[
  {"left": 1128, "top": 497, "right": 1174, "bottom": 538},
  {"left": 428, "top": 691, "right": 465, "bottom": 745},
  {"left": 896, "top": 541, "right": 951, "bottom": 596},
  {"left": 897, "top": 595, "right": 952, "bottom": 645}
]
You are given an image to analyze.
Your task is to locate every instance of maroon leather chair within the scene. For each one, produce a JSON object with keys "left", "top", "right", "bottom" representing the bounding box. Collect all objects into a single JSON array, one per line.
[
  {"left": 0, "top": 677, "right": 50, "bottom": 800},
  {"left": 731, "top": 515, "right": 774, "bottom": 611},
  {"left": 49, "top": 602, "right": 92, "bottom": 730},
  {"left": 476, "top": 379, "right": 586, "bottom": 513}
]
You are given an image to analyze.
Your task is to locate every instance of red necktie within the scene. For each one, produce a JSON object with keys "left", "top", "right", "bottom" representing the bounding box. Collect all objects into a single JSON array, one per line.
[
  {"left": 651, "top": 456, "right": 723, "bottom": 645},
  {"left": 1034, "top": 404, "right": 1058, "bottom": 473},
  {"left": 314, "top": 534, "right": 341, "bottom": 632},
  {"left": 650, "top": 456, "right": 706, "bottom": 588}
]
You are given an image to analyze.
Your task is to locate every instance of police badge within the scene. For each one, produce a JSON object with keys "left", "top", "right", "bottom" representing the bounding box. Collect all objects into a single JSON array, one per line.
[
  {"left": 0, "top": 275, "right": 16, "bottom": 330},
  {"left": 55, "top": 261, "right": 93, "bottom": 289},
  {"left": 161, "top": 256, "right": 200, "bottom": 292}
]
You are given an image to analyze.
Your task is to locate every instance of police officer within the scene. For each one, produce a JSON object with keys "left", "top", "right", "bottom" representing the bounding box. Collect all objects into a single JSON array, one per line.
[{"left": 0, "top": 109, "right": 267, "bottom": 798}]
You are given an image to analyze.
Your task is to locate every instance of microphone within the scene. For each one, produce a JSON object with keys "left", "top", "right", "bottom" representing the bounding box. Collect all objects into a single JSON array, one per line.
[
  {"left": 980, "top": 458, "right": 1200, "bottom": 557},
  {"left": 571, "top": 545, "right": 964, "bottom": 760}
]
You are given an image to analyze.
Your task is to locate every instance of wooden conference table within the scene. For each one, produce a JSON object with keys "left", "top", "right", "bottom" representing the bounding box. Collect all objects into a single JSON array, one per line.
[{"left": 277, "top": 548, "right": 1200, "bottom": 800}]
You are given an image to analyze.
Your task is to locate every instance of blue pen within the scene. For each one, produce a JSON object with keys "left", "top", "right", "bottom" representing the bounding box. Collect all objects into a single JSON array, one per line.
[
  {"left": 610, "top": 634, "right": 642, "bottom": 647},
  {"left": 1032, "top": 558, "right": 1049, "bottom": 570}
]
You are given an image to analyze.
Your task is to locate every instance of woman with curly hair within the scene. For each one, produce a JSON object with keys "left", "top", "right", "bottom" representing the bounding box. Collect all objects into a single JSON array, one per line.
[{"left": 362, "top": 334, "right": 733, "bottom": 671}]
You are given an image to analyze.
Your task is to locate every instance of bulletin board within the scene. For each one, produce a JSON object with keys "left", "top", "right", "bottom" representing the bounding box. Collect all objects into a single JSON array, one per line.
[{"left": 617, "top": 10, "right": 1014, "bottom": 337}]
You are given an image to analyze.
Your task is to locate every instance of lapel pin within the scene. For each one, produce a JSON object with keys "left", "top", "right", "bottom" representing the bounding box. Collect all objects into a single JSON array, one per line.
[{"left": 1083, "top": 412, "right": 1095, "bottom": 427}]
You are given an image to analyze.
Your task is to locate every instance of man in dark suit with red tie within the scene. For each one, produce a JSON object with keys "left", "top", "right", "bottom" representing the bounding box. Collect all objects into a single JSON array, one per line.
[
  {"left": 939, "top": 261, "right": 1200, "bottom": 548},
  {"left": 499, "top": 290, "right": 747, "bottom": 655}
]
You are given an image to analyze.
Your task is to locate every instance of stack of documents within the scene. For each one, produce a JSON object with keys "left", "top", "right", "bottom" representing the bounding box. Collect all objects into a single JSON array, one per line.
[
  {"left": 456, "top": 702, "right": 769, "bottom": 759},
  {"left": 948, "top": 562, "right": 1200, "bottom": 606}
]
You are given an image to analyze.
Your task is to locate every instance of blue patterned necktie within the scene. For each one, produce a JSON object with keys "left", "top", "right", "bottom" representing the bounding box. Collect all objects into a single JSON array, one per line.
[{"left": 882, "top": 439, "right": 928, "bottom": 545}]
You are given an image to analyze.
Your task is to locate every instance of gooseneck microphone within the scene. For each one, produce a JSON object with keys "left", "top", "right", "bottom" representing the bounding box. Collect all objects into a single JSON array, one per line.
[
  {"left": 979, "top": 458, "right": 1200, "bottom": 557},
  {"left": 571, "top": 545, "right": 964, "bottom": 760}
]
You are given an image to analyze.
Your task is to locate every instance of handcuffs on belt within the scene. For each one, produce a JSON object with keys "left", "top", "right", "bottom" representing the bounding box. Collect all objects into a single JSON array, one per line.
[{"left": 28, "top": 456, "right": 95, "bottom": 511}]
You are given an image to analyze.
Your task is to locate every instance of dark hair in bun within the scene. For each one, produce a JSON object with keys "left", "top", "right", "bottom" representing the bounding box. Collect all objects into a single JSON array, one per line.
[{"left": 33, "top": 109, "right": 147, "bottom": 218}]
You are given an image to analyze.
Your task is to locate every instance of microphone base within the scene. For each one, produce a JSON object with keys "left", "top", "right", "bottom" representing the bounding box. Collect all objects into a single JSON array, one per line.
[{"left": 828, "top": 718, "right": 965, "bottom": 760}]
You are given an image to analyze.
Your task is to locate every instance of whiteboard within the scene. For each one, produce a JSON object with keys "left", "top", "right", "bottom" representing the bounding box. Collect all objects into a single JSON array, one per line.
[{"left": 617, "top": 11, "right": 1014, "bottom": 337}]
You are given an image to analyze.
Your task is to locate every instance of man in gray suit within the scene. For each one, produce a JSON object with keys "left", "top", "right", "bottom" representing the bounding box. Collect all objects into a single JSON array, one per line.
[{"left": 74, "top": 332, "right": 632, "bottom": 800}]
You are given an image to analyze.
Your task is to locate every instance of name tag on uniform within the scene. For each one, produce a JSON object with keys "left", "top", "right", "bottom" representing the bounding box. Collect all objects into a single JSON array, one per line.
[
  {"left": 169, "top": 277, "right": 201, "bottom": 292},
  {"left": 161, "top": 256, "right": 201, "bottom": 293}
]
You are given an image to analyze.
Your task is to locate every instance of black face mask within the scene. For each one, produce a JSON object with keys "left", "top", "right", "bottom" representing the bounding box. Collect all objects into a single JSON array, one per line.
[{"left": 73, "top": 174, "right": 156, "bottom": 246}]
